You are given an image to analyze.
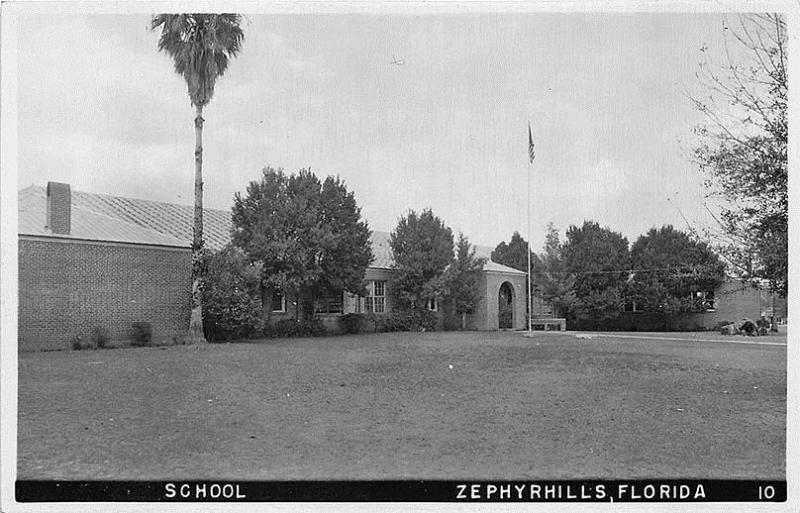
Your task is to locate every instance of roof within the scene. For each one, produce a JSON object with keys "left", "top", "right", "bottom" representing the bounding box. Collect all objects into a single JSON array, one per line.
[
  {"left": 370, "top": 231, "right": 525, "bottom": 275},
  {"left": 475, "top": 243, "right": 527, "bottom": 275},
  {"left": 19, "top": 184, "right": 526, "bottom": 275},
  {"left": 18, "top": 186, "right": 189, "bottom": 248},
  {"left": 481, "top": 260, "right": 527, "bottom": 275},
  {"left": 71, "top": 188, "right": 231, "bottom": 250}
]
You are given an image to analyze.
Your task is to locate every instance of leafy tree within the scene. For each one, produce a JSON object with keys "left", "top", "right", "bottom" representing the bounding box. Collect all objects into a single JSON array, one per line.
[
  {"left": 390, "top": 209, "right": 454, "bottom": 311},
  {"left": 231, "top": 167, "right": 372, "bottom": 321},
  {"left": 445, "top": 233, "right": 487, "bottom": 329},
  {"left": 533, "top": 223, "right": 576, "bottom": 318},
  {"left": 690, "top": 14, "right": 787, "bottom": 296},
  {"left": 561, "top": 221, "right": 630, "bottom": 326},
  {"left": 317, "top": 175, "right": 375, "bottom": 296},
  {"left": 151, "top": 14, "right": 245, "bottom": 343},
  {"left": 563, "top": 221, "right": 630, "bottom": 296},
  {"left": 491, "top": 231, "right": 542, "bottom": 274},
  {"left": 627, "top": 225, "right": 726, "bottom": 313}
]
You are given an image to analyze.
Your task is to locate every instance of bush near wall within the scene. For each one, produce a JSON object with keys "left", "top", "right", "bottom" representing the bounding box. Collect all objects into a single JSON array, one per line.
[
  {"left": 339, "top": 313, "right": 371, "bottom": 334},
  {"left": 91, "top": 327, "right": 111, "bottom": 349},
  {"left": 567, "top": 311, "right": 728, "bottom": 332},
  {"left": 201, "top": 247, "right": 263, "bottom": 342},
  {"left": 204, "top": 287, "right": 263, "bottom": 342},
  {"left": 131, "top": 322, "right": 153, "bottom": 347},
  {"left": 376, "top": 309, "right": 438, "bottom": 332},
  {"left": 264, "top": 318, "right": 327, "bottom": 338}
]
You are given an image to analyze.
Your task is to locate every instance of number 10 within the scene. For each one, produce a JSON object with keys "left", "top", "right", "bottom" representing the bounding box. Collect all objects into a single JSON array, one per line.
[{"left": 758, "top": 485, "right": 775, "bottom": 500}]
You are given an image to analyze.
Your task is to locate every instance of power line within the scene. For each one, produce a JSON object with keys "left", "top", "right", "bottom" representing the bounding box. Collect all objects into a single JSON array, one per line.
[{"left": 535, "top": 264, "right": 722, "bottom": 276}]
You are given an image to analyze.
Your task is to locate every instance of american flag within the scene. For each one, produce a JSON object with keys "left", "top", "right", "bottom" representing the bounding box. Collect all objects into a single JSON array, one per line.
[{"left": 528, "top": 123, "right": 535, "bottom": 163}]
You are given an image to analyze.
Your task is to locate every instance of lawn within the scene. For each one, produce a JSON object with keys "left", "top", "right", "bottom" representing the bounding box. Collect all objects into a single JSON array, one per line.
[{"left": 17, "top": 331, "right": 786, "bottom": 480}]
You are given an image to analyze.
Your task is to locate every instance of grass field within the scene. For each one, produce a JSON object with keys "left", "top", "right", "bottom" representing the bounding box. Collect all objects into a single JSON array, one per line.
[{"left": 17, "top": 331, "right": 786, "bottom": 480}]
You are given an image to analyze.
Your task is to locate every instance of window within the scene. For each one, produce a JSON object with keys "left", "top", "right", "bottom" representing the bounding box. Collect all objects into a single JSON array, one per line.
[
  {"left": 427, "top": 298, "right": 438, "bottom": 312},
  {"left": 316, "top": 292, "right": 343, "bottom": 314},
  {"left": 351, "top": 292, "right": 363, "bottom": 313},
  {"left": 694, "top": 290, "right": 716, "bottom": 311},
  {"left": 347, "top": 292, "right": 362, "bottom": 313},
  {"left": 365, "top": 280, "right": 386, "bottom": 314},
  {"left": 624, "top": 301, "right": 644, "bottom": 313},
  {"left": 271, "top": 290, "right": 286, "bottom": 313}
]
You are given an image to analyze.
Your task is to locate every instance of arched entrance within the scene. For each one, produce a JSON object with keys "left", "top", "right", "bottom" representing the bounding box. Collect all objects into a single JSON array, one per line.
[{"left": 498, "top": 281, "right": 514, "bottom": 329}]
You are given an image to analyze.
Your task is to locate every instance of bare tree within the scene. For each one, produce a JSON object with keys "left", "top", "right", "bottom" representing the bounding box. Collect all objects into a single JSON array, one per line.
[{"left": 688, "top": 13, "right": 787, "bottom": 297}]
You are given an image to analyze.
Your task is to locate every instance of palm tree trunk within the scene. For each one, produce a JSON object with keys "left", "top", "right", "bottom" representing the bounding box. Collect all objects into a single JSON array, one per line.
[{"left": 187, "top": 104, "right": 207, "bottom": 343}]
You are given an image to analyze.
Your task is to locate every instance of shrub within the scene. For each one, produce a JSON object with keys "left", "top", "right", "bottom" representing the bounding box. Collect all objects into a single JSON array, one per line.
[
  {"left": 339, "top": 313, "right": 369, "bottom": 334},
  {"left": 71, "top": 335, "right": 93, "bottom": 350},
  {"left": 738, "top": 318, "right": 757, "bottom": 335},
  {"left": 570, "top": 288, "right": 623, "bottom": 330},
  {"left": 712, "top": 320, "right": 734, "bottom": 332},
  {"left": 272, "top": 319, "right": 303, "bottom": 338},
  {"left": 201, "top": 246, "right": 263, "bottom": 342},
  {"left": 131, "top": 322, "right": 153, "bottom": 347},
  {"left": 271, "top": 318, "right": 327, "bottom": 338},
  {"left": 377, "top": 309, "right": 438, "bottom": 332},
  {"left": 304, "top": 318, "right": 327, "bottom": 337},
  {"left": 90, "top": 327, "right": 110, "bottom": 349}
]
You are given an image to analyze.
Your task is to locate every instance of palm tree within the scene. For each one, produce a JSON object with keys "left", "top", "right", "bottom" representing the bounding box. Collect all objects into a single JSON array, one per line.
[{"left": 151, "top": 14, "right": 244, "bottom": 343}]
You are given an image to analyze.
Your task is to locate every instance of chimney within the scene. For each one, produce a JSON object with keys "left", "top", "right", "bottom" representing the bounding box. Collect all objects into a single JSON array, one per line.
[{"left": 46, "top": 182, "right": 71, "bottom": 235}]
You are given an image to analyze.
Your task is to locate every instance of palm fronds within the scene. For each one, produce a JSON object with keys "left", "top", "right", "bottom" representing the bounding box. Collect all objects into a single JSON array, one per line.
[{"left": 151, "top": 13, "right": 245, "bottom": 107}]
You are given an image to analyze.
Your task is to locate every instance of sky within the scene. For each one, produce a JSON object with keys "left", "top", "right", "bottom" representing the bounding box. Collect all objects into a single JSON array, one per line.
[{"left": 15, "top": 9, "right": 739, "bottom": 251}]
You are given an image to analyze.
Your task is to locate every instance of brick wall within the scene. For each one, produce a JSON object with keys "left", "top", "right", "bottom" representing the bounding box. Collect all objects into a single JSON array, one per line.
[
  {"left": 600, "top": 280, "right": 771, "bottom": 332},
  {"left": 672, "top": 280, "right": 767, "bottom": 330},
  {"left": 483, "top": 272, "right": 528, "bottom": 330},
  {"left": 19, "top": 237, "right": 191, "bottom": 351}
]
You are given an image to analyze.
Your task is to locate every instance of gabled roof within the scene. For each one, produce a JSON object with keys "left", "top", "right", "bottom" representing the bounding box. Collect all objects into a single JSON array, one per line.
[
  {"left": 18, "top": 184, "right": 526, "bottom": 275},
  {"left": 481, "top": 260, "right": 527, "bottom": 275},
  {"left": 72, "top": 188, "right": 232, "bottom": 250},
  {"left": 474, "top": 244, "right": 527, "bottom": 275},
  {"left": 18, "top": 186, "right": 189, "bottom": 248}
]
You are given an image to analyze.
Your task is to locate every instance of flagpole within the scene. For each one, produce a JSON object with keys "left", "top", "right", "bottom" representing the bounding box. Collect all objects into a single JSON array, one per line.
[{"left": 527, "top": 123, "right": 533, "bottom": 334}]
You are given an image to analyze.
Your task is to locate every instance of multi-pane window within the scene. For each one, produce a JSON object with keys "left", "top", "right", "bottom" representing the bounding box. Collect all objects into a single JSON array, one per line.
[
  {"left": 365, "top": 280, "right": 386, "bottom": 314},
  {"left": 316, "top": 292, "right": 344, "bottom": 314},
  {"left": 427, "top": 298, "right": 438, "bottom": 312},
  {"left": 272, "top": 290, "right": 286, "bottom": 313}
]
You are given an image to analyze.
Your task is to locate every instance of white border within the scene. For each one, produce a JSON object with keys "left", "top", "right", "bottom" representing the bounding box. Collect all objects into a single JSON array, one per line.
[
  {"left": 1, "top": 1, "right": 797, "bottom": 512},
  {"left": 1, "top": 3, "right": 20, "bottom": 513}
]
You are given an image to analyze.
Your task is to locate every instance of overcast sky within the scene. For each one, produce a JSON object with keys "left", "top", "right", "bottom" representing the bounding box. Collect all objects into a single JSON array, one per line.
[{"left": 16, "top": 10, "right": 736, "bottom": 250}]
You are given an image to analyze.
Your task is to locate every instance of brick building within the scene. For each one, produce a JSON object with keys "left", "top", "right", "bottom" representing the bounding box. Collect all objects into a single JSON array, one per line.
[
  {"left": 19, "top": 182, "right": 528, "bottom": 351},
  {"left": 18, "top": 184, "right": 192, "bottom": 351},
  {"left": 613, "top": 279, "right": 787, "bottom": 331}
]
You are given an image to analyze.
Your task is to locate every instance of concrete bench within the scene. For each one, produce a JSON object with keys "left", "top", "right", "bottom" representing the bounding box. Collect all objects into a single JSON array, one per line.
[{"left": 529, "top": 318, "right": 567, "bottom": 331}]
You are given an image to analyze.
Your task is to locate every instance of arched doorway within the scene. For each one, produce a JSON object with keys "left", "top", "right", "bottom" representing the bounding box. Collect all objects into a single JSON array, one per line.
[{"left": 498, "top": 281, "right": 514, "bottom": 329}]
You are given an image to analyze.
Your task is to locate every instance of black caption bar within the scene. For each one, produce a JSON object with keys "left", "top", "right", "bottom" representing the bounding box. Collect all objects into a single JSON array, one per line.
[{"left": 16, "top": 480, "right": 786, "bottom": 503}]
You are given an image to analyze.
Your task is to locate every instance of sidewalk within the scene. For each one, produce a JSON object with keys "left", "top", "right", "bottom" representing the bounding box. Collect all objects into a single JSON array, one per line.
[{"left": 523, "top": 329, "right": 787, "bottom": 347}]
